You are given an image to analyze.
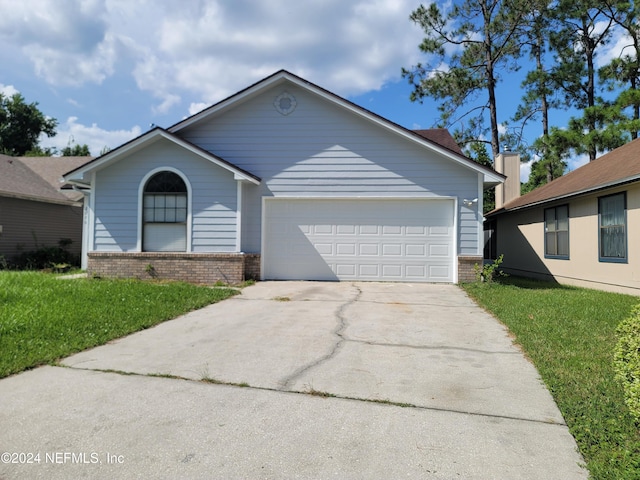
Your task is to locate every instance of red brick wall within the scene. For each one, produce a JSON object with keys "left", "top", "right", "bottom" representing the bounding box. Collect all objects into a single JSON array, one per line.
[{"left": 88, "top": 252, "right": 261, "bottom": 285}]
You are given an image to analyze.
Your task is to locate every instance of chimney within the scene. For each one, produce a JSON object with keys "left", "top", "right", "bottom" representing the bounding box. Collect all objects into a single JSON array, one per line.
[{"left": 494, "top": 151, "right": 520, "bottom": 209}]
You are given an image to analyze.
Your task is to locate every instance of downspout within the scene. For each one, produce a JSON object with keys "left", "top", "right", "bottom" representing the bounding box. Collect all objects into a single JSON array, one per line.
[{"left": 72, "top": 185, "right": 92, "bottom": 270}]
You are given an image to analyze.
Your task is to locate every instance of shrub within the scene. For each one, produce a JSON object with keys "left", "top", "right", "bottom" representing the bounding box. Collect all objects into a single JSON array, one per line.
[
  {"left": 10, "top": 238, "right": 79, "bottom": 270},
  {"left": 473, "top": 254, "right": 507, "bottom": 283},
  {"left": 614, "top": 305, "right": 640, "bottom": 424}
]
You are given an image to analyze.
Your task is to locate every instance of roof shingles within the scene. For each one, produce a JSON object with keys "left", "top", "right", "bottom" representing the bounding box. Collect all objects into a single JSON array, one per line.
[
  {"left": 495, "top": 137, "right": 640, "bottom": 213},
  {"left": 0, "top": 155, "right": 92, "bottom": 204}
]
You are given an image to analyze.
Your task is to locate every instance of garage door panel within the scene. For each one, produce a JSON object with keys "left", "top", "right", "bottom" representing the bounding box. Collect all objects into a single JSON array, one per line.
[
  {"left": 382, "top": 244, "right": 402, "bottom": 256},
  {"left": 429, "top": 244, "right": 450, "bottom": 257},
  {"left": 336, "top": 264, "right": 357, "bottom": 276},
  {"left": 263, "top": 199, "right": 454, "bottom": 282},
  {"left": 430, "top": 226, "right": 450, "bottom": 236},
  {"left": 383, "top": 225, "right": 402, "bottom": 235},
  {"left": 337, "top": 225, "right": 356, "bottom": 235},
  {"left": 336, "top": 243, "right": 356, "bottom": 255},
  {"left": 359, "top": 225, "right": 380, "bottom": 235},
  {"left": 429, "top": 265, "right": 451, "bottom": 280},
  {"left": 314, "top": 243, "right": 333, "bottom": 255},
  {"left": 405, "top": 244, "right": 426, "bottom": 256},
  {"left": 360, "top": 264, "right": 381, "bottom": 277}
]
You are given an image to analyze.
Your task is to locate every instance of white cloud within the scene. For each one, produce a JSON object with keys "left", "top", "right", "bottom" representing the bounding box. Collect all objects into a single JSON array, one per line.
[
  {"left": 40, "top": 117, "right": 142, "bottom": 157},
  {"left": 520, "top": 158, "right": 533, "bottom": 183},
  {"left": 0, "top": 83, "right": 19, "bottom": 96},
  {"left": 188, "top": 102, "right": 210, "bottom": 116},
  {"left": 0, "top": 0, "right": 114, "bottom": 86},
  {"left": 567, "top": 153, "right": 589, "bottom": 172},
  {"left": 596, "top": 26, "right": 634, "bottom": 68},
  {"left": 0, "top": 0, "right": 425, "bottom": 113}
]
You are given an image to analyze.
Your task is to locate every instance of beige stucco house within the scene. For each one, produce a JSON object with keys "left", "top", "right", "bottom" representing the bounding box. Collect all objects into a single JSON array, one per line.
[{"left": 487, "top": 138, "right": 640, "bottom": 295}]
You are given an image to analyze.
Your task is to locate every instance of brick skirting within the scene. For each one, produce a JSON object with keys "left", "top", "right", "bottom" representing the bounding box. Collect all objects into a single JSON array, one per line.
[
  {"left": 88, "top": 252, "right": 261, "bottom": 285},
  {"left": 458, "top": 256, "right": 482, "bottom": 283}
]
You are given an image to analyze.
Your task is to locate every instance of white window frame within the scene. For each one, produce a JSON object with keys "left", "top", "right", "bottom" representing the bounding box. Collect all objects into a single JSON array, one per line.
[{"left": 138, "top": 167, "right": 192, "bottom": 252}]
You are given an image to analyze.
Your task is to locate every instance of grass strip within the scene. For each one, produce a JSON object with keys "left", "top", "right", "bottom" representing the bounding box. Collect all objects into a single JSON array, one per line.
[
  {"left": 462, "top": 277, "right": 640, "bottom": 479},
  {"left": 0, "top": 271, "right": 238, "bottom": 378}
]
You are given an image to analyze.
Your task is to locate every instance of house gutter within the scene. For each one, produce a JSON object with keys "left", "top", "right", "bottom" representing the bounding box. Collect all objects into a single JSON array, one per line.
[
  {"left": 486, "top": 173, "right": 640, "bottom": 217},
  {"left": 0, "top": 190, "right": 82, "bottom": 207}
]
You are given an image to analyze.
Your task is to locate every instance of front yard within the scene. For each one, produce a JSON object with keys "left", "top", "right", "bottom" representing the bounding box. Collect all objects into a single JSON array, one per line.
[
  {"left": 0, "top": 271, "right": 238, "bottom": 378},
  {"left": 2, "top": 271, "right": 639, "bottom": 478},
  {"left": 462, "top": 278, "right": 640, "bottom": 479}
]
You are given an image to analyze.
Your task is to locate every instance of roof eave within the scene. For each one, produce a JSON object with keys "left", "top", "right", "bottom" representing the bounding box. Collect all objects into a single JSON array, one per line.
[
  {"left": 487, "top": 173, "right": 640, "bottom": 216},
  {"left": 169, "top": 70, "right": 505, "bottom": 181},
  {"left": 0, "top": 190, "right": 82, "bottom": 207},
  {"left": 63, "top": 128, "right": 261, "bottom": 185}
]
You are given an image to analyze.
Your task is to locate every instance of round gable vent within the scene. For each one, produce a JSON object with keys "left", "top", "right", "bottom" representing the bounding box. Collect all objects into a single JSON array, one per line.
[{"left": 274, "top": 92, "right": 297, "bottom": 115}]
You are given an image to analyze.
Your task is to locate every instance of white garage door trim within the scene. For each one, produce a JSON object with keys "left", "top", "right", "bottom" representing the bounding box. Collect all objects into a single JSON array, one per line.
[{"left": 261, "top": 197, "right": 457, "bottom": 283}]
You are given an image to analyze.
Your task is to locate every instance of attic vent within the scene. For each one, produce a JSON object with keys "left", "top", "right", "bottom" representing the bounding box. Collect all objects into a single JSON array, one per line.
[{"left": 274, "top": 92, "right": 297, "bottom": 115}]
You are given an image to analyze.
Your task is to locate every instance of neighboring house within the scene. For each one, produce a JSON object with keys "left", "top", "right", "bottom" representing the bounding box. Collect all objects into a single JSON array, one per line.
[
  {"left": 63, "top": 70, "right": 503, "bottom": 284},
  {"left": 486, "top": 138, "right": 640, "bottom": 295},
  {"left": 0, "top": 155, "right": 91, "bottom": 263}
]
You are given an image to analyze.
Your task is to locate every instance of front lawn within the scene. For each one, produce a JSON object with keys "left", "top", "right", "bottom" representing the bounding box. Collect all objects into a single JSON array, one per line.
[
  {"left": 0, "top": 271, "right": 238, "bottom": 378},
  {"left": 462, "top": 277, "right": 640, "bottom": 479}
]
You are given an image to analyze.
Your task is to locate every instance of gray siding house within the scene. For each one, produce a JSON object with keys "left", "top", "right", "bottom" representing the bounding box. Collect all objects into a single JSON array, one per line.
[
  {"left": 0, "top": 155, "right": 90, "bottom": 264},
  {"left": 63, "top": 70, "right": 503, "bottom": 284}
]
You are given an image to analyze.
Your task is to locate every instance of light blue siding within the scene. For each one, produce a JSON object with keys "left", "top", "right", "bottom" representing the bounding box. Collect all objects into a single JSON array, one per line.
[
  {"left": 179, "top": 85, "right": 482, "bottom": 255},
  {"left": 93, "top": 139, "right": 237, "bottom": 252}
]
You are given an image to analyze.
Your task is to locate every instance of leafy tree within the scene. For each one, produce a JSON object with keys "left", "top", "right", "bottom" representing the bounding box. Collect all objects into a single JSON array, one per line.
[
  {"left": 402, "top": 0, "right": 528, "bottom": 159},
  {"left": 547, "top": 0, "right": 627, "bottom": 161},
  {"left": 512, "top": 0, "right": 565, "bottom": 184},
  {"left": 466, "top": 141, "right": 497, "bottom": 213},
  {"left": 0, "top": 93, "right": 57, "bottom": 156},
  {"left": 61, "top": 143, "right": 91, "bottom": 156},
  {"left": 601, "top": 0, "right": 640, "bottom": 140},
  {"left": 24, "top": 146, "right": 58, "bottom": 157}
]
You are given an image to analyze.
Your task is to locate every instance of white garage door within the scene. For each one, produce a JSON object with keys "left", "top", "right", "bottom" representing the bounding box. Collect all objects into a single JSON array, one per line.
[{"left": 263, "top": 199, "right": 454, "bottom": 282}]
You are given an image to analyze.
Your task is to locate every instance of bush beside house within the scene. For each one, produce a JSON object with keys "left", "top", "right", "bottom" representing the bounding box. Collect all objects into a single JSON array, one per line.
[{"left": 614, "top": 306, "right": 640, "bottom": 424}]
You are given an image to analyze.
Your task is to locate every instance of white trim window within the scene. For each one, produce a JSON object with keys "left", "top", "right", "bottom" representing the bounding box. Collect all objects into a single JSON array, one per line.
[{"left": 143, "top": 171, "right": 188, "bottom": 252}]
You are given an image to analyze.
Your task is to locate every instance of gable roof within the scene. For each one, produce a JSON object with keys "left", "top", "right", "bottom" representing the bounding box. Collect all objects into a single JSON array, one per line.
[
  {"left": 0, "top": 155, "right": 90, "bottom": 205},
  {"left": 412, "top": 129, "right": 465, "bottom": 156},
  {"left": 490, "top": 137, "right": 640, "bottom": 215},
  {"left": 63, "top": 127, "right": 261, "bottom": 186},
  {"left": 169, "top": 69, "right": 504, "bottom": 187}
]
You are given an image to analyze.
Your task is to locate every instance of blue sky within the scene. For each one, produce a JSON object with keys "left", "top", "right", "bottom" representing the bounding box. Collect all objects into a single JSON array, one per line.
[{"left": 0, "top": 1, "right": 630, "bottom": 182}]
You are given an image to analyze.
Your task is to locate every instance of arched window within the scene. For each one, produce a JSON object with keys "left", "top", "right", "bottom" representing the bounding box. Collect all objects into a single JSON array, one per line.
[{"left": 143, "top": 171, "right": 187, "bottom": 251}]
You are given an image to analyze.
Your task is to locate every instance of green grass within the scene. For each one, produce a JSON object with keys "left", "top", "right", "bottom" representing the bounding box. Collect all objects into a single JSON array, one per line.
[
  {"left": 462, "top": 277, "right": 640, "bottom": 479},
  {"left": 0, "top": 271, "right": 238, "bottom": 378}
]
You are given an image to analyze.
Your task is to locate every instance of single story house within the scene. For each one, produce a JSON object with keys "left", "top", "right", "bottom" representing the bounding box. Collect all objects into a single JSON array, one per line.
[
  {"left": 486, "top": 138, "right": 640, "bottom": 295},
  {"left": 63, "top": 70, "right": 504, "bottom": 284},
  {"left": 0, "top": 155, "right": 90, "bottom": 263}
]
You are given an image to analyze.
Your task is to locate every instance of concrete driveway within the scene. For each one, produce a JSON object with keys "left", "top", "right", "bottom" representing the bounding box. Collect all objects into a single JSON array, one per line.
[{"left": 1, "top": 282, "right": 586, "bottom": 479}]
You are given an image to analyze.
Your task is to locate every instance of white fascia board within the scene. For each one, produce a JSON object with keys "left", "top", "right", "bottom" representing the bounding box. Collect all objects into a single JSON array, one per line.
[
  {"left": 169, "top": 70, "right": 503, "bottom": 185},
  {"left": 63, "top": 129, "right": 260, "bottom": 186},
  {"left": 169, "top": 74, "right": 291, "bottom": 133}
]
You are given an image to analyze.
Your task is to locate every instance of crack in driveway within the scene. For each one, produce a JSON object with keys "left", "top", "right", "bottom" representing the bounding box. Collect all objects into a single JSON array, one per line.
[{"left": 278, "top": 284, "right": 362, "bottom": 390}]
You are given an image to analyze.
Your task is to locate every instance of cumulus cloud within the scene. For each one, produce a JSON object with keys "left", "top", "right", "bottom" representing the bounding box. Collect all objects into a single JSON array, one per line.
[
  {"left": 0, "top": 83, "right": 19, "bottom": 96},
  {"left": 596, "top": 27, "right": 635, "bottom": 68},
  {"left": 40, "top": 117, "right": 142, "bottom": 157},
  {"left": 0, "top": 0, "right": 425, "bottom": 113},
  {"left": 0, "top": 0, "right": 114, "bottom": 86}
]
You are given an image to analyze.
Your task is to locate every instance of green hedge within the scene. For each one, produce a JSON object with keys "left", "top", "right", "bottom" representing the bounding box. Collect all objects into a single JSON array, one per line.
[{"left": 614, "top": 305, "right": 640, "bottom": 423}]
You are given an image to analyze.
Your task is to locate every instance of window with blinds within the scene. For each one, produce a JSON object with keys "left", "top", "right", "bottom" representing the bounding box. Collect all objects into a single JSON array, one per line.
[{"left": 599, "top": 192, "right": 627, "bottom": 263}]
